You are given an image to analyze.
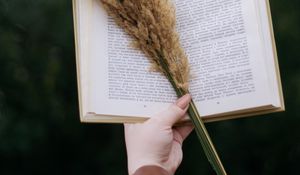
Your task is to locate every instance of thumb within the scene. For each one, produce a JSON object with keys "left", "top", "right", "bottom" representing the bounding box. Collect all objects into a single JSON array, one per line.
[{"left": 154, "top": 94, "right": 191, "bottom": 126}]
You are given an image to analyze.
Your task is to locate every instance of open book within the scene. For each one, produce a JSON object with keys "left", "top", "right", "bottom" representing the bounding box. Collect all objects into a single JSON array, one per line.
[{"left": 73, "top": 0, "right": 284, "bottom": 123}]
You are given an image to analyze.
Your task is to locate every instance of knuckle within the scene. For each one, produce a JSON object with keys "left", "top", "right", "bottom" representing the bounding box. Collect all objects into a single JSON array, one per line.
[{"left": 169, "top": 104, "right": 185, "bottom": 116}]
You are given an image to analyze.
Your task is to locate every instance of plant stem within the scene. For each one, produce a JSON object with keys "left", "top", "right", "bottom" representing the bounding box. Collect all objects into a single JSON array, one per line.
[
  {"left": 187, "top": 99, "right": 227, "bottom": 175},
  {"left": 177, "top": 90, "right": 227, "bottom": 175},
  {"left": 157, "top": 53, "right": 227, "bottom": 175}
]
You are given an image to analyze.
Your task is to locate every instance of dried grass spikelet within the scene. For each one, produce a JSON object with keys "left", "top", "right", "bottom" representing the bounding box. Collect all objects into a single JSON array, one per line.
[{"left": 100, "top": 0, "right": 190, "bottom": 93}]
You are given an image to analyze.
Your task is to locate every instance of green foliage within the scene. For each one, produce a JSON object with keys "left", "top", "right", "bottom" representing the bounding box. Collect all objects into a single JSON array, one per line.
[{"left": 0, "top": 0, "right": 299, "bottom": 174}]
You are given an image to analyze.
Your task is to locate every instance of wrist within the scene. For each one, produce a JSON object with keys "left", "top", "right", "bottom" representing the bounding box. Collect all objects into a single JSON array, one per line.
[
  {"left": 132, "top": 165, "right": 169, "bottom": 175},
  {"left": 128, "top": 158, "right": 165, "bottom": 175}
]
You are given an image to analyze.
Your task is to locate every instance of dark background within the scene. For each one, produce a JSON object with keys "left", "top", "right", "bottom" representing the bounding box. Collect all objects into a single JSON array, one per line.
[{"left": 0, "top": 0, "right": 299, "bottom": 174}]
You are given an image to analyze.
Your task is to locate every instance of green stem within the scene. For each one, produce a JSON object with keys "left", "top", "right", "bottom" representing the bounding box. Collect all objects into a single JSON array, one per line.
[
  {"left": 188, "top": 99, "right": 227, "bottom": 175},
  {"left": 157, "top": 53, "right": 227, "bottom": 175}
]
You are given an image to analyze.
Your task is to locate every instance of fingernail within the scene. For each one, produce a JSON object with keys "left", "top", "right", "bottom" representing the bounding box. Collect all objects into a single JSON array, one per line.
[{"left": 176, "top": 94, "right": 191, "bottom": 109}]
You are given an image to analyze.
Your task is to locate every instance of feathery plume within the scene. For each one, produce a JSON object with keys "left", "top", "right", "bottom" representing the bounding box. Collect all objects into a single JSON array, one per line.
[{"left": 101, "top": 0, "right": 189, "bottom": 92}]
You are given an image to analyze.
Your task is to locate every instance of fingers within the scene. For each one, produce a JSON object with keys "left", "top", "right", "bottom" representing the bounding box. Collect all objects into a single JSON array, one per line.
[
  {"left": 151, "top": 94, "right": 191, "bottom": 126},
  {"left": 175, "top": 94, "right": 191, "bottom": 110},
  {"left": 175, "top": 124, "right": 194, "bottom": 142}
]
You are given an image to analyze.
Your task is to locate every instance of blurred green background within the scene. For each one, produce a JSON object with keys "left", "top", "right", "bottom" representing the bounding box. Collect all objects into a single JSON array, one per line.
[{"left": 0, "top": 0, "right": 299, "bottom": 174}]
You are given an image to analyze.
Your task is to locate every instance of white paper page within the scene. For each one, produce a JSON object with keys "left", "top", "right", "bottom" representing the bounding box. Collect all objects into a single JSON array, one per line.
[
  {"left": 255, "top": 0, "right": 281, "bottom": 107},
  {"left": 76, "top": 0, "right": 93, "bottom": 116},
  {"left": 84, "top": 0, "right": 273, "bottom": 118},
  {"left": 174, "top": 0, "right": 272, "bottom": 115},
  {"left": 87, "top": 2, "right": 168, "bottom": 117}
]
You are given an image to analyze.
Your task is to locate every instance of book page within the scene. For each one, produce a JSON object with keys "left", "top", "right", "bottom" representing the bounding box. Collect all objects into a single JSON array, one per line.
[
  {"left": 85, "top": 0, "right": 274, "bottom": 118},
  {"left": 255, "top": 0, "right": 282, "bottom": 107},
  {"left": 174, "top": 0, "right": 273, "bottom": 115}
]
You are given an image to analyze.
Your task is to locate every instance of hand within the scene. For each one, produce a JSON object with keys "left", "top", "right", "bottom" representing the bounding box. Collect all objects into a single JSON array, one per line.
[{"left": 124, "top": 94, "right": 194, "bottom": 175}]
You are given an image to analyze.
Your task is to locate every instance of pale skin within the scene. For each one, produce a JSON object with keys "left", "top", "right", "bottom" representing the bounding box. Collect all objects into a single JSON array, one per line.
[{"left": 124, "top": 94, "right": 194, "bottom": 175}]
